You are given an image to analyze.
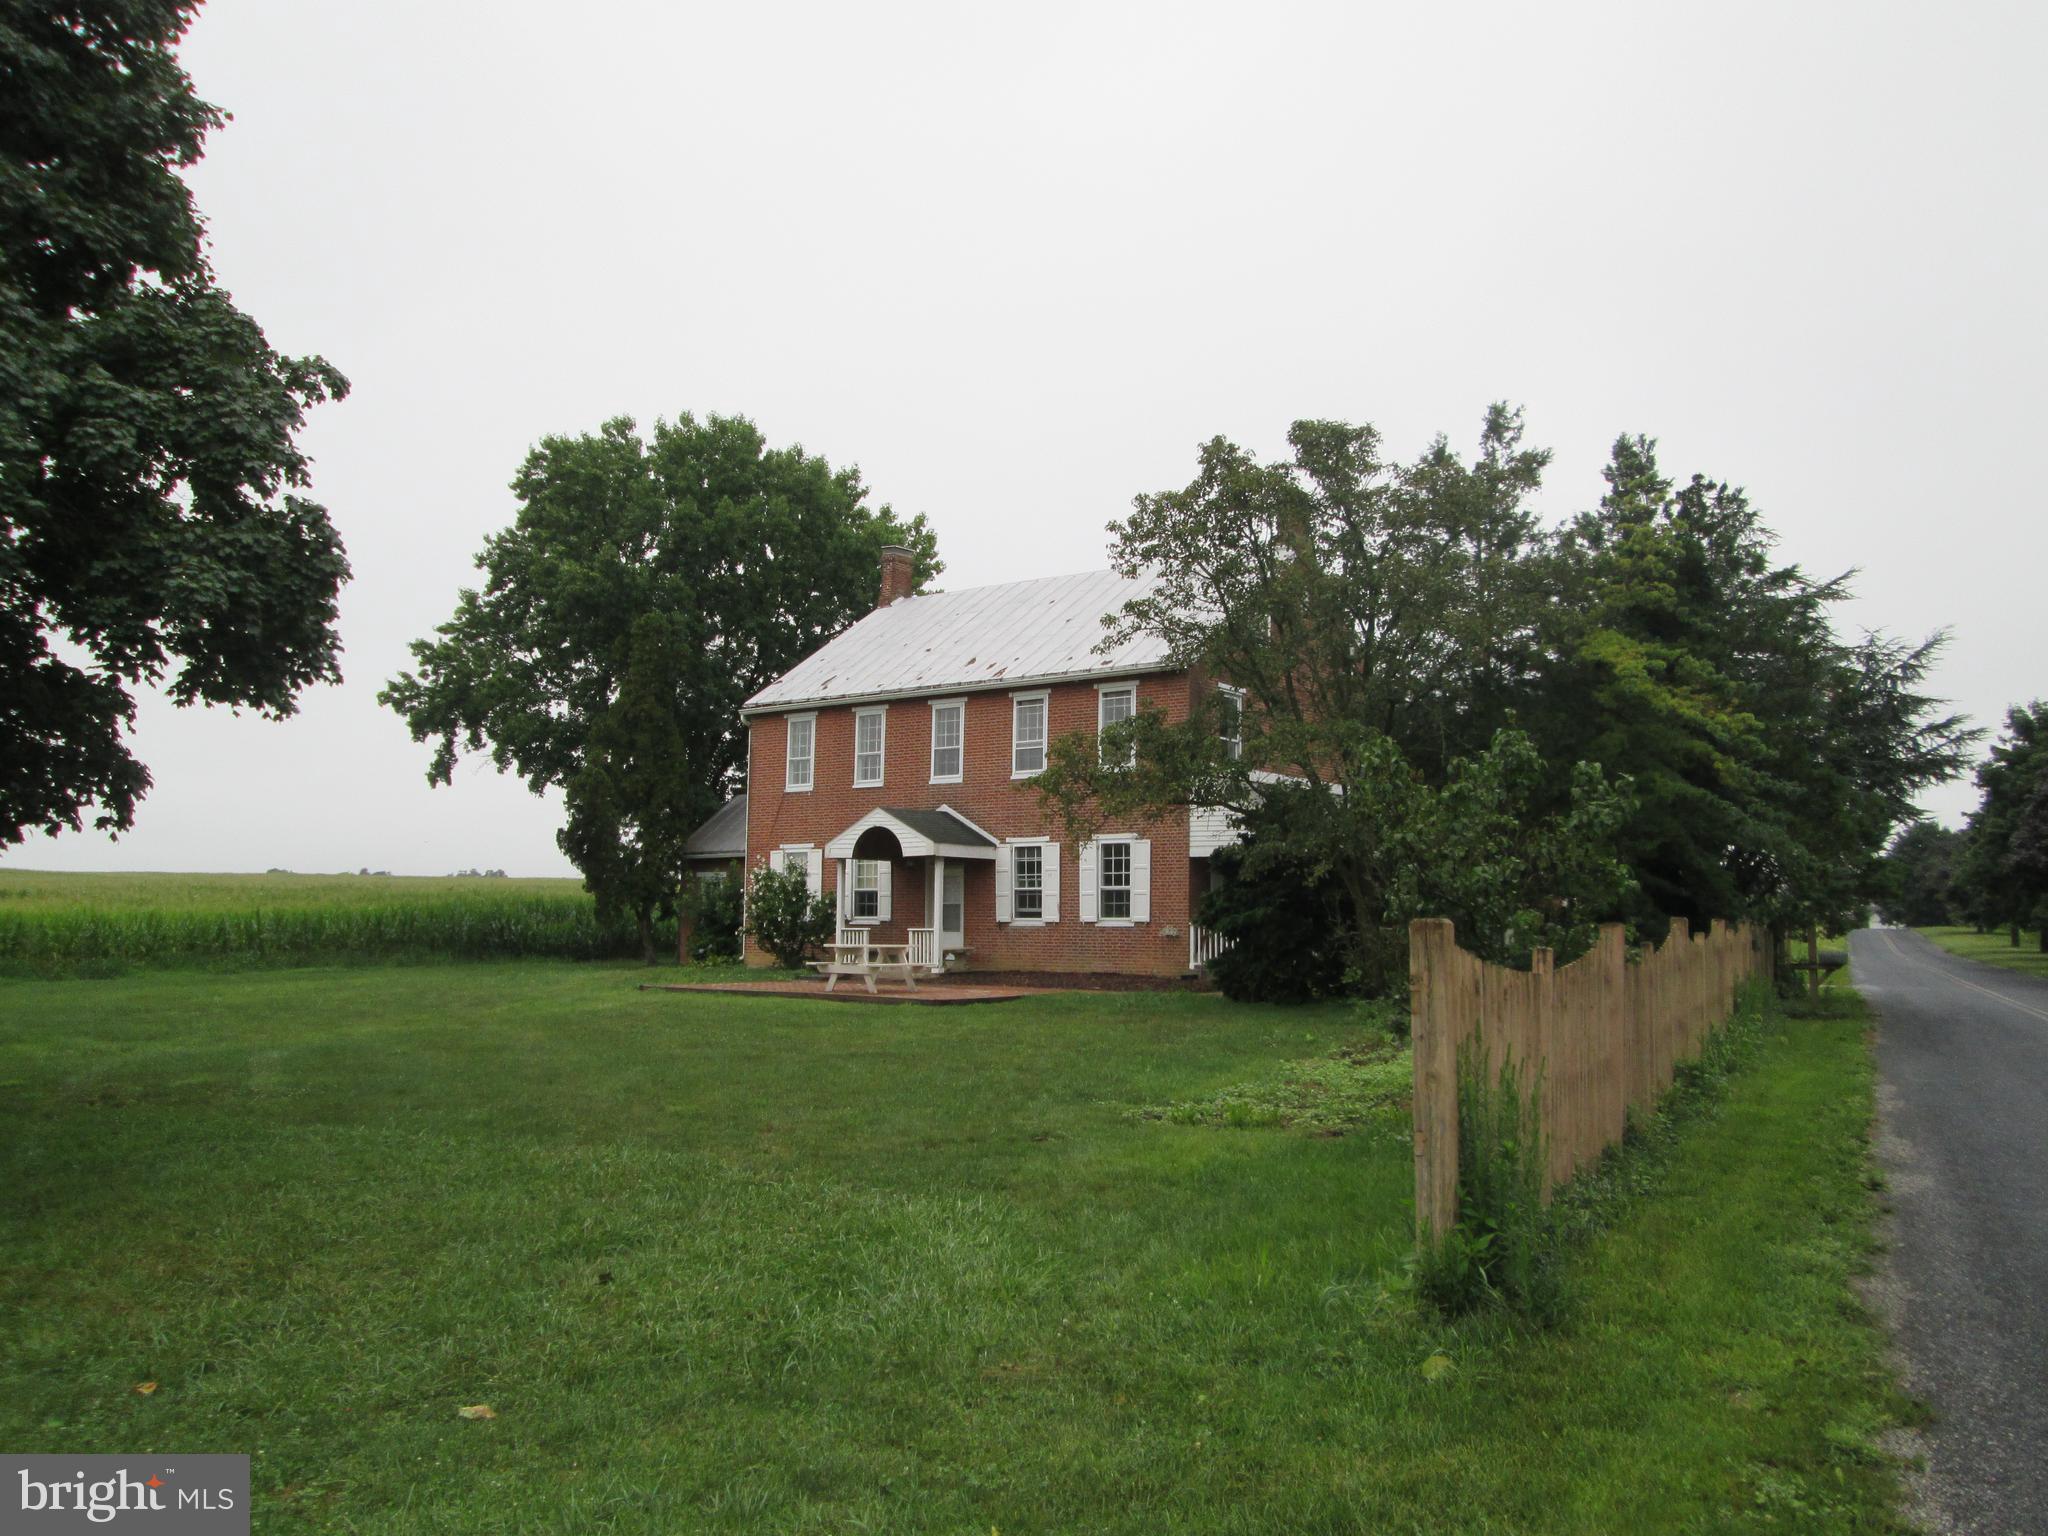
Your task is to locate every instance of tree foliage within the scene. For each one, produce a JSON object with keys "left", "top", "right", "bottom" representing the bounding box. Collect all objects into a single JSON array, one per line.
[
  {"left": 1535, "top": 437, "right": 1974, "bottom": 937},
  {"left": 381, "top": 413, "right": 938, "bottom": 940},
  {"left": 1948, "top": 703, "right": 2048, "bottom": 945},
  {"left": 679, "top": 875, "right": 743, "bottom": 964},
  {"left": 1197, "top": 733, "right": 1636, "bottom": 1001},
  {"left": 1040, "top": 407, "right": 1973, "bottom": 996},
  {"left": 1876, "top": 821, "right": 1965, "bottom": 928},
  {"left": 1, "top": 0, "right": 350, "bottom": 843},
  {"left": 556, "top": 613, "right": 700, "bottom": 961}
]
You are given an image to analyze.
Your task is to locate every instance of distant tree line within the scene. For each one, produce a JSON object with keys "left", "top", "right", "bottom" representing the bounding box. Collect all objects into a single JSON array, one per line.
[
  {"left": 1880, "top": 703, "right": 2046, "bottom": 947},
  {"left": 1038, "top": 407, "right": 1976, "bottom": 999}
]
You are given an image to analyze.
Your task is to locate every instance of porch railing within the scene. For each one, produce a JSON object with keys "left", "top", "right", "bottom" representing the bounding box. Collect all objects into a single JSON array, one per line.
[
  {"left": 835, "top": 926, "right": 871, "bottom": 962},
  {"left": 1189, "top": 923, "right": 1230, "bottom": 971},
  {"left": 907, "top": 927, "right": 939, "bottom": 971}
]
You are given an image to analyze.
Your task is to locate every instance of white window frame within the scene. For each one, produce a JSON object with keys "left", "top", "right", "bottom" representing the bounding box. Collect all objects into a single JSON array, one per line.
[
  {"left": 995, "top": 837, "right": 1059, "bottom": 925},
  {"left": 853, "top": 705, "right": 887, "bottom": 788},
  {"left": 1011, "top": 690, "right": 1049, "bottom": 778},
  {"left": 1218, "top": 686, "right": 1244, "bottom": 761},
  {"left": 784, "top": 712, "right": 815, "bottom": 792},
  {"left": 929, "top": 697, "right": 965, "bottom": 785},
  {"left": 1012, "top": 842, "right": 1046, "bottom": 922},
  {"left": 1097, "top": 682, "right": 1137, "bottom": 769},
  {"left": 850, "top": 858, "right": 882, "bottom": 923},
  {"left": 1096, "top": 838, "right": 1134, "bottom": 924}
]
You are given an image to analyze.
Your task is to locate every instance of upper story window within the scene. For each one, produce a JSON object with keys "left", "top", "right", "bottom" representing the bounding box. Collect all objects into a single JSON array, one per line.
[
  {"left": 1098, "top": 683, "right": 1136, "bottom": 768},
  {"left": 930, "top": 699, "right": 964, "bottom": 783},
  {"left": 853, "top": 706, "right": 886, "bottom": 787},
  {"left": 1012, "top": 691, "right": 1048, "bottom": 777},
  {"left": 785, "top": 713, "right": 815, "bottom": 791},
  {"left": 1218, "top": 686, "right": 1243, "bottom": 761}
]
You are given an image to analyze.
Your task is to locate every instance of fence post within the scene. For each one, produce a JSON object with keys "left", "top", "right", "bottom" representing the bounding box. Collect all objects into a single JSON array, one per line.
[
  {"left": 1597, "top": 923, "right": 1627, "bottom": 1148},
  {"left": 1411, "top": 918, "right": 1464, "bottom": 1243},
  {"left": 1529, "top": 947, "right": 1561, "bottom": 1190}
]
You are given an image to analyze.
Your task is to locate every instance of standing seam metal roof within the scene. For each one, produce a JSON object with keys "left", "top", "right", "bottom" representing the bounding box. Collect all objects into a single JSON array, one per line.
[
  {"left": 683, "top": 794, "right": 748, "bottom": 859},
  {"left": 743, "top": 569, "right": 1172, "bottom": 712}
]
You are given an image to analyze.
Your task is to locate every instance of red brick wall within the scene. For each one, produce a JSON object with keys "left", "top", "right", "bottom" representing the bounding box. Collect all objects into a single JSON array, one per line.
[{"left": 743, "top": 672, "right": 1203, "bottom": 975}]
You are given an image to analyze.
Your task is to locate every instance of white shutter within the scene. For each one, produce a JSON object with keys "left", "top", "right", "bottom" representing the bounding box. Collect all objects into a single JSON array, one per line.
[
  {"left": 1042, "top": 842, "right": 1061, "bottom": 922},
  {"left": 805, "top": 851, "right": 822, "bottom": 901},
  {"left": 994, "top": 845, "right": 1013, "bottom": 923},
  {"left": 876, "top": 861, "right": 892, "bottom": 921},
  {"left": 1130, "top": 838, "right": 1151, "bottom": 922},
  {"left": 1079, "top": 840, "right": 1098, "bottom": 923}
]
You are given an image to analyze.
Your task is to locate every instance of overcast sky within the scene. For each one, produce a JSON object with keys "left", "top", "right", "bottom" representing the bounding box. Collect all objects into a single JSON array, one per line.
[{"left": 13, "top": 0, "right": 2043, "bottom": 877}]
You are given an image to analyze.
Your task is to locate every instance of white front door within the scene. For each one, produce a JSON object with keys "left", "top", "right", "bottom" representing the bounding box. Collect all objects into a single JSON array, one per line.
[{"left": 940, "top": 863, "right": 965, "bottom": 950}]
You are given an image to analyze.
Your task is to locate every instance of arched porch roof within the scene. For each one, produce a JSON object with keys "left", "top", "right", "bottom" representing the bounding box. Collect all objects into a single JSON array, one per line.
[{"left": 823, "top": 805, "right": 999, "bottom": 861}]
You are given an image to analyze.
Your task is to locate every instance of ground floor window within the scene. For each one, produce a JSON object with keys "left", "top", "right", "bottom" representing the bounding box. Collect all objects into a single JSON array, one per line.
[
  {"left": 1013, "top": 844, "right": 1044, "bottom": 920},
  {"left": 852, "top": 859, "right": 881, "bottom": 920},
  {"left": 1099, "top": 840, "right": 1132, "bottom": 920}
]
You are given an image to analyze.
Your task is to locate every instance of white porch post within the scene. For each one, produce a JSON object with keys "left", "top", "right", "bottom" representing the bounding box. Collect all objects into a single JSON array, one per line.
[{"left": 932, "top": 855, "right": 946, "bottom": 936}]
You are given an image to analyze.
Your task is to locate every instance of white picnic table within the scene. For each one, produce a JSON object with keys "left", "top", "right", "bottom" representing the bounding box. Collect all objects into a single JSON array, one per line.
[{"left": 811, "top": 937, "right": 921, "bottom": 993}]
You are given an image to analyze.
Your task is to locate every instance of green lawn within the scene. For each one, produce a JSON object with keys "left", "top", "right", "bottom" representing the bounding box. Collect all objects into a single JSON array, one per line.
[
  {"left": 1916, "top": 924, "right": 2048, "bottom": 978},
  {"left": 0, "top": 964, "right": 1909, "bottom": 1532}
]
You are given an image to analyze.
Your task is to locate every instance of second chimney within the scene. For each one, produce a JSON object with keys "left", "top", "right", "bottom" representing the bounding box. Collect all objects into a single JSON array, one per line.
[{"left": 877, "top": 545, "right": 915, "bottom": 608}]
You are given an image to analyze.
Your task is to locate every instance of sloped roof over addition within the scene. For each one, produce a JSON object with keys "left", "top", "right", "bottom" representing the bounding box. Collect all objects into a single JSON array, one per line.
[
  {"left": 742, "top": 569, "right": 1174, "bottom": 714},
  {"left": 684, "top": 794, "right": 747, "bottom": 860}
]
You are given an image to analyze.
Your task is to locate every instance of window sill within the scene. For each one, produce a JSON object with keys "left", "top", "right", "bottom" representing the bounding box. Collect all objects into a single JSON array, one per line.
[
  {"left": 784, "top": 783, "right": 813, "bottom": 794},
  {"left": 848, "top": 917, "right": 882, "bottom": 927},
  {"left": 1010, "top": 768, "right": 1043, "bottom": 780},
  {"left": 929, "top": 774, "right": 963, "bottom": 786},
  {"left": 1007, "top": 916, "right": 1052, "bottom": 927},
  {"left": 1096, "top": 919, "right": 1137, "bottom": 928},
  {"left": 852, "top": 779, "right": 884, "bottom": 790}
]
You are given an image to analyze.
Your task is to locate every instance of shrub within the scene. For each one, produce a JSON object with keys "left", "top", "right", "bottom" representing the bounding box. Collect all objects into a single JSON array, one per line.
[
  {"left": 1199, "top": 790, "right": 1358, "bottom": 1003},
  {"left": 680, "top": 876, "right": 743, "bottom": 963},
  {"left": 744, "top": 863, "right": 835, "bottom": 969}
]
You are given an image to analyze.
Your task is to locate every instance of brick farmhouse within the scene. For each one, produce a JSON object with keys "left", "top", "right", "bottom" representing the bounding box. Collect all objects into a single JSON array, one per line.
[{"left": 729, "top": 547, "right": 1244, "bottom": 976}]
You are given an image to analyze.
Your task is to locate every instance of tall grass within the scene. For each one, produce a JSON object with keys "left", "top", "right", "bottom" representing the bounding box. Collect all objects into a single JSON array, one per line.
[{"left": 0, "top": 871, "right": 641, "bottom": 972}]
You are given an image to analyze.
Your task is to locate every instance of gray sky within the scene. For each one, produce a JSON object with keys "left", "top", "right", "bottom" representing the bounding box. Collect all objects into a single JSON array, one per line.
[{"left": 14, "top": 0, "right": 2043, "bottom": 876}]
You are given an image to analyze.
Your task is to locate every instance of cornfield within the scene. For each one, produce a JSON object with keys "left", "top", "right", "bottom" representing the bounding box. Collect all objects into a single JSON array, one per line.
[{"left": 0, "top": 871, "right": 643, "bottom": 972}]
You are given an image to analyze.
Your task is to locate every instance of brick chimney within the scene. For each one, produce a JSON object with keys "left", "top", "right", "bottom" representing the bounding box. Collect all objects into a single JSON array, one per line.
[{"left": 877, "top": 544, "right": 915, "bottom": 608}]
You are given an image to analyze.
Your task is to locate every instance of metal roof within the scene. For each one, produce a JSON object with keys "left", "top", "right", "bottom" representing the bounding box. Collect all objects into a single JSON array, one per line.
[
  {"left": 684, "top": 794, "right": 747, "bottom": 859},
  {"left": 743, "top": 568, "right": 1172, "bottom": 714}
]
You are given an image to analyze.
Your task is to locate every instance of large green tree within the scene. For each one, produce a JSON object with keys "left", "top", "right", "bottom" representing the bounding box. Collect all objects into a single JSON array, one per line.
[
  {"left": 381, "top": 413, "right": 938, "bottom": 948},
  {"left": 1034, "top": 408, "right": 1632, "bottom": 991},
  {"left": 1, "top": 0, "right": 351, "bottom": 843},
  {"left": 1950, "top": 704, "right": 2048, "bottom": 947},
  {"left": 1532, "top": 436, "right": 1972, "bottom": 935}
]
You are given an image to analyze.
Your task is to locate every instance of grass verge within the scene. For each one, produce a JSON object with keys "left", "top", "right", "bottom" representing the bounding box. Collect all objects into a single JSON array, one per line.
[
  {"left": 1915, "top": 924, "right": 2048, "bottom": 978},
  {"left": 0, "top": 964, "right": 1909, "bottom": 1531}
]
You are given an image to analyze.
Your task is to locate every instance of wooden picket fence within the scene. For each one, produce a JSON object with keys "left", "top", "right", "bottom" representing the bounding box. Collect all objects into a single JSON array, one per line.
[{"left": 1410, "top": 916, "right": 1771, "bottom": 1242}]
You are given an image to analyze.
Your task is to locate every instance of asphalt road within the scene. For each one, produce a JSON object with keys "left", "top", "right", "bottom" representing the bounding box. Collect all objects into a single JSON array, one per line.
[{"left": 1855, "top": 927, "right": 2048, "bottom": 1535}]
